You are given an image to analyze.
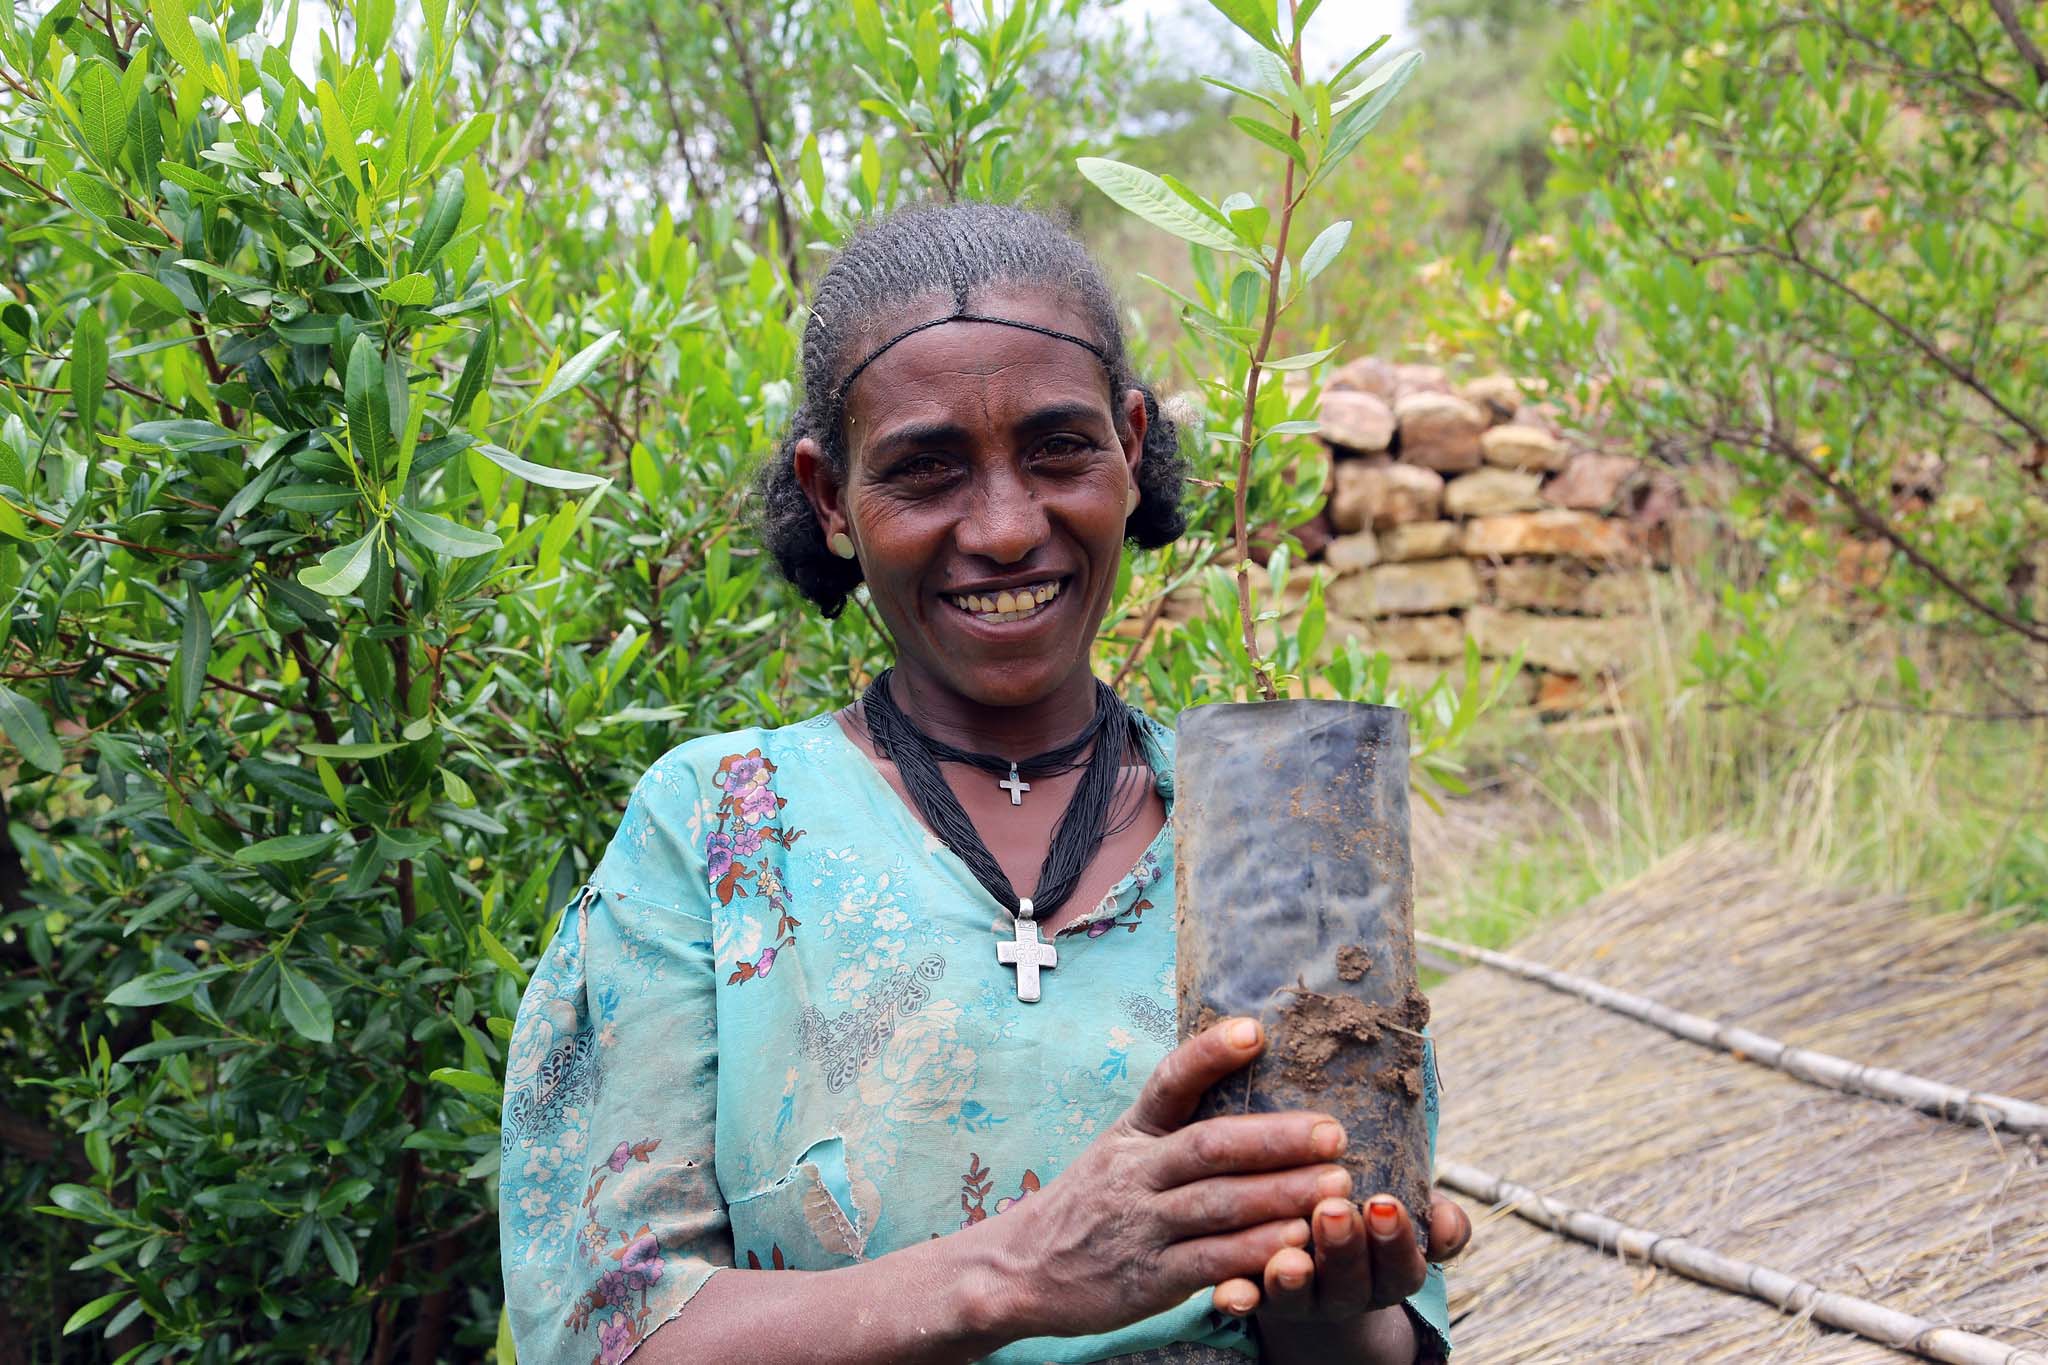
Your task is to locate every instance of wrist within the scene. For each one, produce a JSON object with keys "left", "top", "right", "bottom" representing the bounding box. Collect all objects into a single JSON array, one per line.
[{"left": 939, "top": 1215, "right": 1039, "bottom": 1349}]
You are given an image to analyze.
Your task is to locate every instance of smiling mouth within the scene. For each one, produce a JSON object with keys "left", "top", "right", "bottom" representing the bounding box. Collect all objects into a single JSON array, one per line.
[{"left": 943, "top": 578, "right": 1065, "bottom": 624}]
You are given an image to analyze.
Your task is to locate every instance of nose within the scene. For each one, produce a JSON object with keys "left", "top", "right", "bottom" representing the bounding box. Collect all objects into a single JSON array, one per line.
[{"left": 954, "top": 463, "right": 1048, "bottom": 566}]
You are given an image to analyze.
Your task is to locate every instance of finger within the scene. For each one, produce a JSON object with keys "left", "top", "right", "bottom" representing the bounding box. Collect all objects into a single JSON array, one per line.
[
  {"left": 1260, "top": 1245, "right": 1317, "bottom": 1319},
  {"left": 1210, "top": 1277, "right": 1261, "bottom": 1317},
  {"left": 1127, "top": 1017, "right": 1265, "bottom": 1136},
  {"left": 1364, "top": 1195, "right": 1428, "bottom": 1305},
  {"left": 1150, "top": 1111, "right": 1345, "bottom": 1188},
  {"left": 1427, "top": 1193, "right": 1472, "bottom": 1264},
  {"left": 1307, "top": 1197, "right": 1376, "bottom": 1315},
  {"left": 1158, "top": 1164, "right": 1351, "bottom": 1237},
  {"left": 1160, "top": 1217, "right": 1311, "bottom": 1294}
]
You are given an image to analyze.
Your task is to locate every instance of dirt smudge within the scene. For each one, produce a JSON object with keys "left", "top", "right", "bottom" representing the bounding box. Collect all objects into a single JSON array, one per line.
[{"left": 1335, "top": 944, "right": 1371, "bottom": 982}]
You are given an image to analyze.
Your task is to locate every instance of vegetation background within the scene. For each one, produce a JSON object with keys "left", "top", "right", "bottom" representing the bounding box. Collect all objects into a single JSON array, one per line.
[{"left": 0, "top": 0, "right": 2040, "bottom": 1358}]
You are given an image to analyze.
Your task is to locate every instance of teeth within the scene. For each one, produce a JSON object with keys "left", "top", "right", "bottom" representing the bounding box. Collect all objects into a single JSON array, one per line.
[{"left": 946, "top": 579, "right": 1063, "bottom": 620}]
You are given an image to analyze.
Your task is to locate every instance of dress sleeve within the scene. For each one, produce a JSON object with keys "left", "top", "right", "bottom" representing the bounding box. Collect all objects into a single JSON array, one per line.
[
  {"left": 500, "top": 757, "right": 730, "bottom": 1365},
  {"left": 1406, "top": 1034, "right": 1452, "bottom": 1360}
]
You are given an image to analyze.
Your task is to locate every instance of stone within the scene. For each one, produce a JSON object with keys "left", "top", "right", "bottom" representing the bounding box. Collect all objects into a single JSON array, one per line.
[
  {"left": 1329, "top": 558, "right": 1481, "bottom": 617},
  {"left": 1327, "top": 355, "right": 1398, "bottom": 402},
  {"left": 1329, "top": 459, "right": 1444, "bottom": 533},
  {"left": 1536, "top": 673, "right": 1590, "bottom": 712},
  {"left": 1491, "top": 562, "right": 1654, "bottom": 614},
  {"left": 1394, "top": 363, "right": 1450, "bottom": 399},
  {"left": 1460, "top": 374, "right": 1524, "bottom": 422},
  {"left": 1461, "top": 510, "right": 1640, "bottom": 562},
  {"left": 1253, "top": 513, "right": 1332, "bottom": 566},
  {"left": 1512, "top": 403, "right": 1563, "bottom": 437},
  {"left": 1327, "top": 612, "right": 1467, "bottom": 660},
  {"left": 1318, "top": 390, "right": 1396, "bottom": 454},
  {"left": 1445, "top": 467, "right": 1545, "bottom": 518},
  {"left": 1323, "top": 530, "right": 1381, "bottom": 574},
  {"left": 1544, "top": 452, "right": 1643, "bottom": 510},
  {"left": 1480, "top": 424, "right": 1570, "bottom": 473},
  {"left": 1377, "top": 521, "right": 1460, "bottom": 562},
  {"left": 1466, "top": 606, "right": 1637, "bottom": 675},
  {"left": 1491, "top": 561, "right": 1588, "bottom": 613},
  {"left": 1393, "top": 392, "right": 1486, "bottom": 473}
]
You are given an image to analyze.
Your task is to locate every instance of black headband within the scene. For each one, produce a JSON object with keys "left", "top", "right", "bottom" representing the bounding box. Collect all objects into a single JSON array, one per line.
[{"left": 830, "top": 310, "right": 1114, "bottom": 417}]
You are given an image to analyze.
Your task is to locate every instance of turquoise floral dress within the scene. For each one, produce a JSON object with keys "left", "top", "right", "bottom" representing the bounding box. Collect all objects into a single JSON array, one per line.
[{"left": 499, "top": 712, "right": 1450, "bottom": 1363}]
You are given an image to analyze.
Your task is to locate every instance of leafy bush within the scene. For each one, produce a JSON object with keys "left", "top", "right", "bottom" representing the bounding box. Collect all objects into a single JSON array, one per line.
[
  {"left": 0, "top": 0, "right": 1491, "bottom": 1355},
  {"left": 1455, "top": 0, "right": 2048, "bottom": 648}
]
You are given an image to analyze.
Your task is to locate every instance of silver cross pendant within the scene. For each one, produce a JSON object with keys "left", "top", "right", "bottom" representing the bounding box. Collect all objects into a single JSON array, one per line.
[
  {"left": 997, "top": 761, "right": 1030, "bottom": 806},
  {"left": 995, "top": 897, "right": 1057, "bottom": 1003}
]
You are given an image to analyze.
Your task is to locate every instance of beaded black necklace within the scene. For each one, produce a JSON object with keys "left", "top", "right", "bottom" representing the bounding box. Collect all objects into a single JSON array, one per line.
[{"left": 860, "top": 670, "right": 1148, "bottom": 1001}]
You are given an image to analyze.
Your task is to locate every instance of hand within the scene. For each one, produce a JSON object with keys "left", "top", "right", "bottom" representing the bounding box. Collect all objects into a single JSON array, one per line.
[
  {"left": 1218, "top": 1188, "right": 1472, "bottom": 1323},
  {"left": 980, "top": 1016, "right": 1350, "bottom": 1340}
]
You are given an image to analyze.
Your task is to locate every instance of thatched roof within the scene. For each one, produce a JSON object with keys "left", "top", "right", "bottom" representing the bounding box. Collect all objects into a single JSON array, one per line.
[{"left": 1423, "top": 841, "right": 2048, "bottom": 1362}]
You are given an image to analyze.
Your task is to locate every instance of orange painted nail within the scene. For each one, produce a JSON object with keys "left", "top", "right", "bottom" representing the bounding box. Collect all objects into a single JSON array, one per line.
[{"left": 1367, "top": 1197, "right": 1401, "bottom": 1238}]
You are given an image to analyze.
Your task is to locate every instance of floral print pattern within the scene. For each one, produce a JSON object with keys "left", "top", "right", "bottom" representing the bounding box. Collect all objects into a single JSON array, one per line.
[{"left": 500, "top": 715, "right": 1450, "bottom": 1365}]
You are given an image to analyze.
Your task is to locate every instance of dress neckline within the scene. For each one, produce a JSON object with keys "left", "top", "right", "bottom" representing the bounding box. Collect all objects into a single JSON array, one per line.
[{"left": 811, "top": 709, "right": 1177, "bottom": 940}]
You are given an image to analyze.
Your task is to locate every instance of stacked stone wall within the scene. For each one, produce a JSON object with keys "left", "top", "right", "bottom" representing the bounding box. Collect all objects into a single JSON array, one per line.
[{"left": 1176, "top": 357, "right": 1704, "bottom": 711}]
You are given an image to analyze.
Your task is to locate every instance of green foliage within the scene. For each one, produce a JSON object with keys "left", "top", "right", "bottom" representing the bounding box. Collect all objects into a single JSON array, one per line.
[
  {"left": 1459, "top": 0, "right": 2048, "bottom": 648},
  {"left": 0, "top": 0, "right": 1487, "bottom": 1355}
]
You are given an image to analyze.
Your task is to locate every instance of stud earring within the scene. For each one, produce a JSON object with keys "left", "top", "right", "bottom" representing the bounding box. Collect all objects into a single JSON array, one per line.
[
  {"left": 1125, "top": 484, "right": 1140, "bottom": 517},
  {"left": 829, "top": 532, "right": 857, "bottom": 560}
]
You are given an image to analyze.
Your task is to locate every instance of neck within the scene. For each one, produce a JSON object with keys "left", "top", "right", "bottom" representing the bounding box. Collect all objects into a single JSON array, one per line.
[{"left": 883, "top": 660, "right": 1100, "bottom": 757}]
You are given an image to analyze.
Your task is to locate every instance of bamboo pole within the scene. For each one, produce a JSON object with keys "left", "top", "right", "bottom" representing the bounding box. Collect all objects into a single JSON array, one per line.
[
  {"left": 1418, "top": 932, "right": 2048, "bottom": 1137},
  {"left": 1436, "top": 1160, "right": 2048, "bottom": 1365}
]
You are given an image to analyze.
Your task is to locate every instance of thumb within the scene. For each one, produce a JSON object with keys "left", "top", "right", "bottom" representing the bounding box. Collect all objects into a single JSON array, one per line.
[{"left": 1126, "top": 1016, "right": 1264, "bottom": 1136}]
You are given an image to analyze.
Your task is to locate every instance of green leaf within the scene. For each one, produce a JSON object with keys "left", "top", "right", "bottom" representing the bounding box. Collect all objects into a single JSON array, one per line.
[
  {"left": 174, "top": 580, "right": 209, "bottom": 725},
  {"left": 277, "top": 964, "right": 334, "bottom": 1043},
  {"left": 1075, "top": 157, "right": 1247, "bottom": 257},
  {"left": 232, "top": 831, "right": 341, "bottom": 865},
  {"left": 410, "top": 167, "right": 464, "bottom": 272},
  {"left": 1299, "top": 219, "right": 1352, "bottom": 283},
  {"left": 74, "top": 59, "right": 128, "bottom": 168},
  {"left": 344, "top": 336, "right": 393, "bottom": 474},
  {"left": 534, "top": 329, "right": 621, "bottom": 408},
  {"left": 395, "top": 503, "right": 502, "bottom": 558},
  {"left": 474, "top": 443, "right": 608, "bottom": 491},
  {"left": 298, "top": 529, "right": 379, "bottom": 597},
  {"left": 70, "top": 308, "right": 107, "bottom": 432},
  {"left": 429, "top": 1066, "right": 500, "bottom": 1096},
  {"left": 105, "top": 965, "right": 231, "bottom": 1007},
  {"left": 64, "top": 1292, "right": 126, "bottom": 1335},
  {"left": 476, "top": 923, "right": 528, "bottom": 986},
  {"left": 315, "top": 1220, "right": 358, "bottom": 1284},
  {"left": 316, "top": 80, "right": 361, "bottom": 190},
  {"left": 315, "top": 756, "right": 348, "bottom": 810},
  {"left": 1206, "top": 0, "right": 1285, "bottom": 57},
  {"left": 448, "top": 318, "right": 494, "bottom": 428},
  {"left": 0, "top": 684, "right": 63, "bottom": 773},
  {"left": 1231, "top": 115, "right": 1307, "bottom": 172},
  {"left": 1262, "top": 345, "right": 1340, "bottom": 372},
  {"left": 379, "top": 273, "right": 434, "bottom": 307},
  {"left": 1320, "top": 50, "right": 1423, "bottom": 176},
  {"left": 150, "top": 0, "right": 207, "bottom": 71},
  {"left": 299, "top": 739, "right": 404, "bottom": 758}
]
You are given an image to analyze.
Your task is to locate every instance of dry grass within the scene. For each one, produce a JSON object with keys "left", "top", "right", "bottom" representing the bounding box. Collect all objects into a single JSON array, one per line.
[{"left": 1427, "top": 841, "right": 2048, "bottom": 1362}]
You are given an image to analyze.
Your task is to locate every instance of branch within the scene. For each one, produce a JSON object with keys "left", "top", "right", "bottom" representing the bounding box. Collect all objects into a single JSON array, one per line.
[
  {"left": 1752, "top": 425, "right": 2048, "bottom": 645},
  {"left": 710, "top": 0, "right": 803, "bottom": 287},
  {"left": 1987, "top": 0, "right": 2048, "bottom": 90}
]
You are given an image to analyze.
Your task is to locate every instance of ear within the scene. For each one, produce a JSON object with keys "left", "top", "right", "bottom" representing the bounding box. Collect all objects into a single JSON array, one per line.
[
  {"left": 792, "top": 437, "right": 853, "bottom": 548},
  {"left": 1117, "top": 387, "right": 1149, "bottom": 486}
]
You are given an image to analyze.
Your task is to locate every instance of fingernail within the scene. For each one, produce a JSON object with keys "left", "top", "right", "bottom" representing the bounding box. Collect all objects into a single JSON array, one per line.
[
  {"left": 1320, "top": 1205, "right": 1355, "bottom": 1246},
  {"left": 1226, "top": 1290, "right": 1257, "bottom": 1315},
  {"left": 1278, "top": 1267, "right": 1309, "bottom": 1291},
  {"left": 1317, "top": 1168, "right": 1354, "bottom": 1200},
  {"left": 1368, "top": 1197, "right": 1401, "bottom": 1238},
  {"left": 1282, "top": 1217, "right": 1312, "bottom": 1247},
  {"left": 1228, "top": 1018, "right": 1259, "bottom": 1048},
  {"left": 1311, "top": 1121, "right": 1345, "bottom": 1157}
]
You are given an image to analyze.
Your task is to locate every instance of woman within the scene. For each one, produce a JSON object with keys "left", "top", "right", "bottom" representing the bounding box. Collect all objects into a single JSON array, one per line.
[{"left": 500, "top": 203, "right": 1467, "bottom": 1364}]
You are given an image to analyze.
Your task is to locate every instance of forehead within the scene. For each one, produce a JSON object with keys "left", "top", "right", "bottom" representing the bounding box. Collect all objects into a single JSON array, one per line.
[{"left": 840, "top": 288, "right": 1111, "bottom": 447}]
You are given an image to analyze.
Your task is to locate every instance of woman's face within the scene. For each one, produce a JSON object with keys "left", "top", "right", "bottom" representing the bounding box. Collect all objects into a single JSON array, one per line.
[{"left": 796, "top": 287, "right": 1147, "bottom": 711}]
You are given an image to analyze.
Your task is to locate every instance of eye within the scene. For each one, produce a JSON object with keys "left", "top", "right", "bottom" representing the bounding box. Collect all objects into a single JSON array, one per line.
[
  {"left": 1034, "top": 435, "right": 1096, "bottom": 462},
  {"left": 885, "top": 454, "right": 957, "bottom": 486}
]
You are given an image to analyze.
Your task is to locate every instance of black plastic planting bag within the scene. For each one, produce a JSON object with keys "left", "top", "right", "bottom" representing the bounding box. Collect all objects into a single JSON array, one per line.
[{"left": 1174, "top": 700, "right": 1431, "bottom": 1242}]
